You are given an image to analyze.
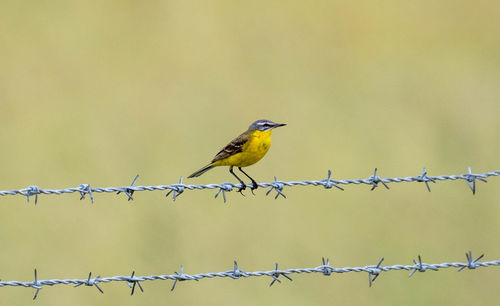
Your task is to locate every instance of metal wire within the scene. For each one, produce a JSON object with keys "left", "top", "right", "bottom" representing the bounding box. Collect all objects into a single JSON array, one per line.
[
  {"left": 0, "top": 252, "right": 497, "bottom": 298},
  {"left": 0, "top": 167, "right": 498, "bottom": 203},
  {"left": 1, "top": 170, "right": 498, "bottom": 298}
]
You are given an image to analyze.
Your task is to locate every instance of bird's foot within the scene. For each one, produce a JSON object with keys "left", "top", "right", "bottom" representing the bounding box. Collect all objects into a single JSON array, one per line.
[
  {"left": 237, "top": 183, "right": 246, "bottom": 195},
  {"left": 250, "top": 181, "right": 258, "bottom": 195}
]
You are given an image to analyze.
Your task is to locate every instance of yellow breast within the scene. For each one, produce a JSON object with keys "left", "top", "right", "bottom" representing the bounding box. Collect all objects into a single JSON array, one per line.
[{"left": 216, "top": 130, "right": 272, "bottom": 167}]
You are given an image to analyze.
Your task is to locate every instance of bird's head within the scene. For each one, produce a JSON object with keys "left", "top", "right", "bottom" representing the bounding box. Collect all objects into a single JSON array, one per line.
[{"left": 248, "top": 119, "right": 286, "bottom": 131}]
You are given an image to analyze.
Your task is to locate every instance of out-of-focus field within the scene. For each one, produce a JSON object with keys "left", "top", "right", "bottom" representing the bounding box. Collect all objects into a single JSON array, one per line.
[{"left": 1, "top": 1, "right": 499, "bottom": 305}]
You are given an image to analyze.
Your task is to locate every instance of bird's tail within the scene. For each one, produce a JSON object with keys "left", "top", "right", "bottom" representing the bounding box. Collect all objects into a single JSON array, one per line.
[{"left": 187, "top": 164, "right": 214, "bottom": 178}]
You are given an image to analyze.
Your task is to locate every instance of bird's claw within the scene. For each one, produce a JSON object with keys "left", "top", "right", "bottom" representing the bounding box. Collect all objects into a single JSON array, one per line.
[
  {"left": 250, "top": 181, "right": 258, "bottom": 195},
  {"left": 251, "top": 181, "right": 258, "bottom": 190},
  {"left": 236, "top": 181, "right": 257, "bottom": 196},
  {"left": 237, "top": 184, "right": 246, "bottom": 195}
]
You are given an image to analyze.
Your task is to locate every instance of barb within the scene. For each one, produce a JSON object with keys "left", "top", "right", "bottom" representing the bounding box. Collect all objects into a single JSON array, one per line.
[
  {"left": 1, "top": 167, "right": 498, "bottom": 203},
  {"left": 73, "top": 272, "right": 103, "bottom": 294},
  {"left": 32, "top": 269, "right": 41, "bottom": 300},
  {"left": 368, "top": 257, "right": 384, "bottom": 287},
  {"left": 0, "top": 252, "right": 497, "bottom": 296},
  {"left": 126, "top": 271, "right": 144, "bottom": 295},
  {"left": 269, "top": 263, "right": 293, "bottom": 287},
  {"left": 117, "top": 175, "right": 139, "bottom": 201}
]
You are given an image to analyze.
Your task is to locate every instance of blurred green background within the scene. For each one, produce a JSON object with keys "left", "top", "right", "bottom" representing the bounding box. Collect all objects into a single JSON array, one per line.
[{"left": 1, "top": 1, "right": 499, "bottom": 305}]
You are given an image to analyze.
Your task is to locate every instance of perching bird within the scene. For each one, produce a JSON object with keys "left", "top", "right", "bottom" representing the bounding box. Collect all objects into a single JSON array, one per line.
[{"left": 187, "top": 119, "right": 286, "bottom": 192}]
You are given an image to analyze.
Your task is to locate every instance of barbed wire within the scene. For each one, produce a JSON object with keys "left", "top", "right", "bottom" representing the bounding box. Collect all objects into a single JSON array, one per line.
[
  {"left": 0, "top": 167, "right": 498, "bottom": 204},
  {"left": 0, "top": 251, "right": 497, "bottom": 299}
]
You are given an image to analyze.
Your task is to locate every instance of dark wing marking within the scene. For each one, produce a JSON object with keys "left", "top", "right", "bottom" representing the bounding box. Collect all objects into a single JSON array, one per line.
[{"left": 211, "top": 130, "right": 251, "bottom": 163}]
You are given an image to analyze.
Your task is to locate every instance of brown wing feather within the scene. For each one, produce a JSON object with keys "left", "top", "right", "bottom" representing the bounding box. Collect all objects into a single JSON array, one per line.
[{"left": 211, "top": 130, "right": 251, "bottom": 163}]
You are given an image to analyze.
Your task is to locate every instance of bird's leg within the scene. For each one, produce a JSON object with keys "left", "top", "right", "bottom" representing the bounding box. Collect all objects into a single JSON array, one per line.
[
  {"left": 229, "top": 166, "right": 246, "bottom": 193},
  {"left": 238, "top": 167, "right": 258, "bottom": 193}
]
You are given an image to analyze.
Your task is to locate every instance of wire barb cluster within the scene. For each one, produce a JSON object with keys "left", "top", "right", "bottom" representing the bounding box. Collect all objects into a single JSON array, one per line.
[
  {"left": 0, "top": 252, "right": 498, "bottom": 298},
  {"left": 1, "top": 167, "right": 498, "bottom": 204}
]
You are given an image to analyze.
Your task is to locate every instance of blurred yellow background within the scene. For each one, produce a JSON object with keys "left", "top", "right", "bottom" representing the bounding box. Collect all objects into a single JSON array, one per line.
[{"left": 1, "top": 1, "right": 499, "bottom": 305}]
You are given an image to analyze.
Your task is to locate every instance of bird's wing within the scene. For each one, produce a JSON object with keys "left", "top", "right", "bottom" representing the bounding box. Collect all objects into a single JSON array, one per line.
[{"left": 211, "top": 130, "right": 251, "bottom": 163}]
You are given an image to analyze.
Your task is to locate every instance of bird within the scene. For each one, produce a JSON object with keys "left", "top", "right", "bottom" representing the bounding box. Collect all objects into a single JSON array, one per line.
[{"left": 187, "top": 119, "right": 286, "bottom": 192}]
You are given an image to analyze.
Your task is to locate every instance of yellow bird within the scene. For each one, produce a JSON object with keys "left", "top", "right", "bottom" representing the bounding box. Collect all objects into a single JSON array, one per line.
[{"left": 188, "top": 119, "right": 286, "bottom": 192}]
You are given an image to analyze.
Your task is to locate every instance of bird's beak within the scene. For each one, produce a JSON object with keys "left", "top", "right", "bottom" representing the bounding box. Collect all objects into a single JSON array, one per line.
[{"left": 272, "top": 123, "right": 286, "bottom": 129}]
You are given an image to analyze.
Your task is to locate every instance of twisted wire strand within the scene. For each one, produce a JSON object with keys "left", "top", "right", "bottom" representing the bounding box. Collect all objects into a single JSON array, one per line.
[
  {"left": 0, "top": 252, "right": 497, "bottom": 297},
  {"left": 0, "top": 167, "right": 498, "bottom": 203}
]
